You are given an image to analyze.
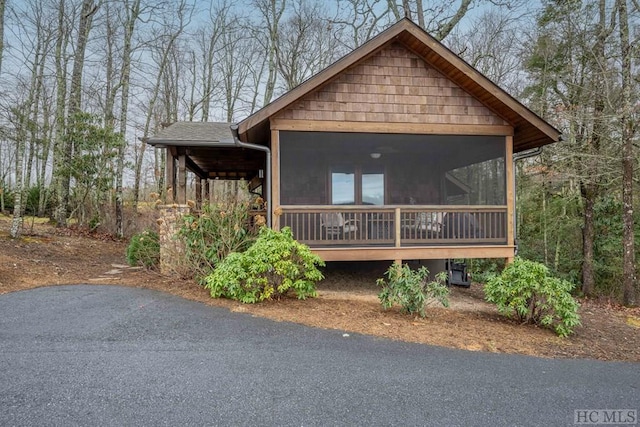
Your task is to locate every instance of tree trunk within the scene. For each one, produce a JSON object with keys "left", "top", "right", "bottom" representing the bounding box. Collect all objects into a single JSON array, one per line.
[
  {"left": 257, "top": 0, "right": 285, "bottom": 105},
  {"left": 0, "top": 0, "right": 5, "bottom": 74},
  {"left": 68, "top": 0, "right": 97, "bottom": 115},
  {"left": 58, "top": 0, "right": 98, "bottom": 225},
  {"left": 401, "top": 0, "right": 411, "bottom": 19},
  {"left": 618, "top": 0, "right": 636, "bottom": 306},
  {"left": 581, "top": 182, "right": 596, "bottom": 296},
  {"left": 52, "top": 0, "right": 69, "bottom": 226},
  {"left": 434, "top": 0, "right": 472, "bottom": 41},
  {"left": 11, "top": 133, "right": 26, "bottom": 238},
  {"left": 115, "top": 0, "right": 140, "bottom": 238},
  {"left": 415, "top": 0, "right": 424, "bottom": 28}
]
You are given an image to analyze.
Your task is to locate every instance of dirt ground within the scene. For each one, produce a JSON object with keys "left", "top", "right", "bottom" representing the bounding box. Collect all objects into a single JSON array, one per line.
[{"left": 1, "top": 218, "right": 639, "bottom": 362}]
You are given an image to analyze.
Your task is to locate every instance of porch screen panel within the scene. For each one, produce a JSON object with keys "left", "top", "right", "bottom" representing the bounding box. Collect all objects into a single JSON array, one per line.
[
  {"left": 280, "top": 134, "right": 329, "bottom": 205},
  {"left": 445, "top": 153, "right": 506, "bottom": 205},
  {"left": 280, "top": 131, "right": 506, "bottom": 206}
]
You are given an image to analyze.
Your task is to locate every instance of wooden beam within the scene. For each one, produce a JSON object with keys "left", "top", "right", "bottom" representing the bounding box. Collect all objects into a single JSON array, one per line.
[
  {"left": 270, "top": 119, "right": 514, "bottom": 136},
  {"left": 271, "top": 128, "right": 281, "bottom": 230},
  {"left": 505, "top": 135, "right": 515, "bottom": 262},
  {"left": 248, "top": 176, "right": 262, "bottom": 192},
  {"left": 184, "top": 156, "right": 207, "bottom": 180},
  {"left": 312, "top": 245, "right": 516, "bottom": 262}
]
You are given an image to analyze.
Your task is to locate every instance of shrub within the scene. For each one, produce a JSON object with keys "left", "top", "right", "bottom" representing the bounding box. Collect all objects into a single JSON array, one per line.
[
  {"left": 484, "top": 257, "right": 581, "bottom": 337},
  {"left": 126, "top": 229, "right": 160, "bottom": 268},
  {"left": 180, "top": 200, "right": 257, "bottom": 281},
  {"left": 204, "top": 227, "right": 324, "bottom": 303},
  {"left": 377, "top": 264, "right": 449, "bottom": 317},
  {"left": 469, "top": 258, "right": 505, "bottom": 284}
]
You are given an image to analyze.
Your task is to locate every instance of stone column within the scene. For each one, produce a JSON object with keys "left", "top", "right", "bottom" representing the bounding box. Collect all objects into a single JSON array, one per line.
[{"left": 157, "top": 204, "right": 191, "bottom": 276}]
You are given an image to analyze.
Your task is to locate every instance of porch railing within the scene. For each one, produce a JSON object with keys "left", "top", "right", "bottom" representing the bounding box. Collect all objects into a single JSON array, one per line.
[{"left": 279, "top": 205, "right": 508, "bottom": 247}]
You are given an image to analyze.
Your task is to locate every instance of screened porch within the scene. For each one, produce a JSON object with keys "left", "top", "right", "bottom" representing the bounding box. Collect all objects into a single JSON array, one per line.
[{"left": 277, "top": 131, "right": 508, "bottom": 249}]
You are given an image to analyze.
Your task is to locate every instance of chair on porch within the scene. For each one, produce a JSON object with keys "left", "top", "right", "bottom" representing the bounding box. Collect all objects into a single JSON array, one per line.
[
  {"left": 401, "top": 212, "right": 442, "bottom": 238},
  {"left": 320, "top": 212, "right": 358, "bottom": 239}
]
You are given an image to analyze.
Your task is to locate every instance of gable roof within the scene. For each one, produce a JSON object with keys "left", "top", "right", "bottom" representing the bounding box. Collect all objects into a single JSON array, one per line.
[{"left": 237, "top": 18, "right": 561, "bottom": 152}]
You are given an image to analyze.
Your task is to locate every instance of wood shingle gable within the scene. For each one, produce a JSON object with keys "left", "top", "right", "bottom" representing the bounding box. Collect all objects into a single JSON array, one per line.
[
  {"left": 274, "top": 42, "right": 509, "bottom": 127},
  {"left": 238, "top": 18, "right": 561, "bottom": 151}
]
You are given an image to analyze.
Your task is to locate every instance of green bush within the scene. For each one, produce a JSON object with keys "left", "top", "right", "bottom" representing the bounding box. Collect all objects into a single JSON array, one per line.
[
  {"left": 484, "top": 257, "right": 581, "bottom": 337},
  {"left": 377, "top": 264, "right": 449, "bottom": 317},
  {"left": 180, "top": 201, "right": 257, "bottom": 282},
  {"left": 204, "top": 227, "right": 324, "bottom": 303},
  {"left": 126, "top": 229, "right": 160, "bottom": 268},
  {"left": 469, "top": 258, "right": 505, "bottom": 284}
]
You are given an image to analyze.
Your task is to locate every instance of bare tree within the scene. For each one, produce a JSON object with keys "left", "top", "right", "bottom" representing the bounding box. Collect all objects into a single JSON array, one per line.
[
  {"left": 0, "top": 0, "right": 5, "bottom": 75},
  {"left": 51, "top": 0, "right": 71, "bottom": 226},
  {"left": 10, "top": 113, "right": 25, "bottom": 238},
  {"left": 114, "top": 0, "right": 141, "bottom": 237},
  {"left": 218, "top": 18, "right": 255, "bottom": 122},
  {"left": 53, "top": 0, "right": 99, "bottom": 226},
  {"left": 252, "top": 0, "right": 286, "bottom": 105},
  {"left": 275, "top": 0, "right": 342, "bottom": 91},
  {"left": 135, "top": 0, "right": 192, "bottom": 204},
  {"left": 618, "top": 0, "right": 637, "bottom": 306},
  {"left": 195, "top": 1, "right": 227, "bottom": 121},
  {"left": 332, "top": 0, "right": 391, "bottom": 48}
]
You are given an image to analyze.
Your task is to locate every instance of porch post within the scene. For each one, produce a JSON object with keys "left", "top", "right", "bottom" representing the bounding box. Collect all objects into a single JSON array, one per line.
[
  {"left": 204, "top": 179, "right": 210, "bottom": 206},
  {"left": 177, "top": 148, "right": 187, "bottom": 204},
  {"left": 195, "top": 177, "right": 202, "bottom": 208},
  {"left": 165, "top": 147, "right": 176, "bottom": 203},
  {"left": 505, "top": 135, "right": 515, "bottom": 264},
  {"left": 394, "top": 207, "right": 401, "bottom": 248},
  {"left": 271, "top": 128, "right": 281, "bottom": 230}
]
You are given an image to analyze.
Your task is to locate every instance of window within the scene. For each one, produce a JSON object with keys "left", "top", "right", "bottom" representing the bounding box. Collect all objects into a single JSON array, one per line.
[
  {"left": 331, "top": 171, "right": 355, "bottom": 205},
  {"left": 362, "top": 173, "right": 384, "bottom": 205},
  {"left": 331, "top": 167, "right": 384, "bottom": 205}
]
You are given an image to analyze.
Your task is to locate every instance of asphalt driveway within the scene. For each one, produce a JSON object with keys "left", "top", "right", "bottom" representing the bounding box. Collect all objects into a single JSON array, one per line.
[{"left": 0, "top": 285, "right": 637, "bottom": 426}]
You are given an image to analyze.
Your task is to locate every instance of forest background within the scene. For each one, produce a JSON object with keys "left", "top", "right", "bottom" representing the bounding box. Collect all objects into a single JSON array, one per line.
[{"left": 0, "top": 0, "right": 638, "bottom": 304}]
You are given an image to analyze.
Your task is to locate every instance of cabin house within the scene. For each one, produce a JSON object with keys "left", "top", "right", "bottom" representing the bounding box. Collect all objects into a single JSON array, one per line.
[{"left": 147, "top": 18, "right": 561, "bottom": 266}]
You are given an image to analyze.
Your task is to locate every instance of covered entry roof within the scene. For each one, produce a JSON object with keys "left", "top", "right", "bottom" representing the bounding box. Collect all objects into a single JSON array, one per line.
[
  {"left": 145, "top": 122, "right": 265, "bottom": 180},
  {"left": 238, "top": 18, "right": 561, "bottom": 152}
]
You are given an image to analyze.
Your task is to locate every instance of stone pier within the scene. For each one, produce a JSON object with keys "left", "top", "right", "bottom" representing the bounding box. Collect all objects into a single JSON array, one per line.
[{"left": 157, "top": 204, "right": 191, "bottom": 276}]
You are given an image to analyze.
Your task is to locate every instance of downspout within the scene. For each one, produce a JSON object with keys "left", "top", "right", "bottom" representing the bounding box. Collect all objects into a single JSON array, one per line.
[
  {"left": 512, "top": 146, "right": 544, "bottom": 254},
  {"left": 229, "top": 124, "right": 272, "bottom": 228}
]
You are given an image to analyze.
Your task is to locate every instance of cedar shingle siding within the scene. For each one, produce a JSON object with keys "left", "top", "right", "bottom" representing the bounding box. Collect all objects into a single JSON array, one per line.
[{"left": 275, "top": 43, "right": 508, "bottom": 126}]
